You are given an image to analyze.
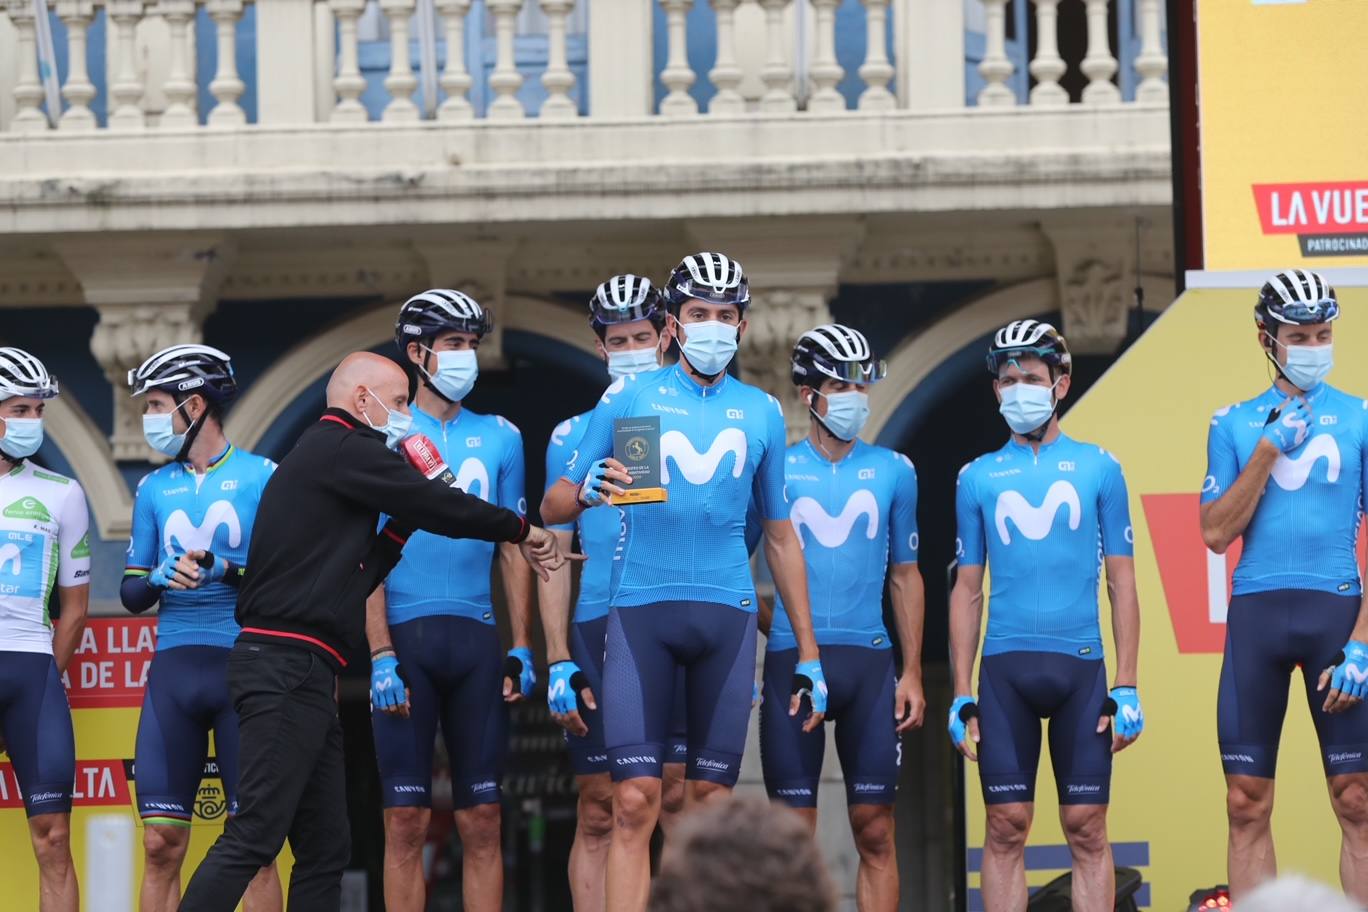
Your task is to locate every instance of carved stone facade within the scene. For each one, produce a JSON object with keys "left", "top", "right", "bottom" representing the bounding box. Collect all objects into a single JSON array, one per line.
[
  {"left": 739, "top": 289, "right": 833, "bottom": 441},
  {"left": 1043, "top": 221, "right": 1136, "bottom": 355}
]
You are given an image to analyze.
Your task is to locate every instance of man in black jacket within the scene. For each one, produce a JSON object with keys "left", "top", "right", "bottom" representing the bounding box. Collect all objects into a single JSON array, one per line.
[{"left": 181, "top": 352, "right": 572, "bottom": 911}]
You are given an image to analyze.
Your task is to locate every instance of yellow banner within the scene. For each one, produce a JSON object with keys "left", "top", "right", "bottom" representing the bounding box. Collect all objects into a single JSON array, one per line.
[
  {"left": 965, "top": 287, "right": 1368, "bottom": 909},
  {"left": 0, "top": 619, "right": 293, "bottom": 909},
  {"left": 1199, "top": 0, "right": 1368, "bottom": 269}
]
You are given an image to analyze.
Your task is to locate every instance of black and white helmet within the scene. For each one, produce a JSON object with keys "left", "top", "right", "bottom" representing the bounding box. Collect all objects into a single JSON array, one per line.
[
  {"left": 986, "top": 320, "right": 1072, "bottom": 376},
  {"left": 589, "top": 275, "right": 666, "bottom": 329},
  {"left": 128, "top": 344, "right": 238, "bottom": 404},
  {"left": 662, "top": 252, "right": 750, "bottom": 312},
  {"left": 791, "top": 324, "right": 886, "bottom": 387},
  {"left": 394, "top": 289, "right": 493, "bottom": 353},
  {"left": 1256, "top": 268, "right": 1339, "bottom": 327},
  {"left": 0, "top": 347, "right": 58, "bottom": 401}
]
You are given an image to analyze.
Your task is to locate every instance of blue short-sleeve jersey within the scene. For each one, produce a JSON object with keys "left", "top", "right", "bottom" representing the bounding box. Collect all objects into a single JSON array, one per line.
[
  {"left": 383, "top": 405, "right": 527, "bottom": 625},
  {"left": 562, "top": 364, "right": 788, "bottom": 611},
  {"left": 545, "top": 410, "right": 618, "bottom": 623},
  {"left": 770, "top": 439, "right": 919, "bottom": 651},
  {"left": 1202, "top": 383, "right": 1367, "bottom": 597},
  {"left": 955, "top": 434, "right": 1133, "bottom": 659},
  {"left": 125, "top": 446, "right": 276, "bottom": 650}
]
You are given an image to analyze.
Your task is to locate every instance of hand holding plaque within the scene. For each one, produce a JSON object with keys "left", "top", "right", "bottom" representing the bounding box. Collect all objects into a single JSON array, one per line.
[{"left": 611, "top": 416, "right": 668, "bottom": 505}]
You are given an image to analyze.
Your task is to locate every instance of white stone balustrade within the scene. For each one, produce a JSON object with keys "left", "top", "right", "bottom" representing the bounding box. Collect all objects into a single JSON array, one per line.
[{"left": 0, "top": 0, "right": 1168, "bottom": 133}]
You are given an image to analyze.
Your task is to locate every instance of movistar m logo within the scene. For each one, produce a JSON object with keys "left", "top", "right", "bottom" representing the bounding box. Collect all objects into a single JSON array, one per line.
[
  {"left": 994, "top": 481, "right": 1081, "bottom": 544},
  {"left": 661, "top": 428, "right": 747, "bottom": 485},
  {"left": 550, "top": 417, "right": 576, "bottom": 448},
  {"left": 1120, "top": 705, "right": 1144, "bottom": 725},
  {"left": 164, "top": 500, "right": 242, "bottom": 555},
  {"left": 790, "top": 490, "right": 879, "bottom": 549},
  {"left": 455, "top": 457, "right": 491, "bottom": 501},
  {"left": 1270, "top": 434, "right": 1340, "bottom": 491}
]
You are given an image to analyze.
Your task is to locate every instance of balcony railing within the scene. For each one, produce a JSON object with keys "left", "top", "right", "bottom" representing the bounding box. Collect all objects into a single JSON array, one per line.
[{"left": 0, "top": 0, "right": 1167, "bottom": 133}]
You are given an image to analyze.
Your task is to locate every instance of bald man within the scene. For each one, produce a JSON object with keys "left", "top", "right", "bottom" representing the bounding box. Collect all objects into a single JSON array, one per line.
[{"left": 182, "top": 352, "right": 571, "bottom": 912}]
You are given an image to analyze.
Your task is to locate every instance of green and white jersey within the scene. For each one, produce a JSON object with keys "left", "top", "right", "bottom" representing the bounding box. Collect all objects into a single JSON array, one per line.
[{"left": 0, "top": 461, "right": 91, "bottom": 654}]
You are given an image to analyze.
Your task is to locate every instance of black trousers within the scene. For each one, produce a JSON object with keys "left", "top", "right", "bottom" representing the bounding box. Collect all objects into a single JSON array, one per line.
[{"left": 181, "top": 640, "right": 350, "bottom": 912}]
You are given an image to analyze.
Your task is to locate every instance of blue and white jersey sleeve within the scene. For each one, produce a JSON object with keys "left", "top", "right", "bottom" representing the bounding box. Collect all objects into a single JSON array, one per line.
[
  {"left": 889, "top": 453, "right": 919, "bottom": 565},
  {"left": 497, "top": 418, "right": 527, "bottom": 516},
  {"left": 564, "top": 376, "right": 633, "bottom": 486},
  {"left": 752, "top": 395, "right": 790, "bottom": 522},
  {"left": 543, "top": 415, "right": 582, "bottom": 532},
  {"left": 1098, "top": 451, "right": 1134, "bottom": 558},
  {"left": 126, "top": 477, "right": 159, "bottom": 573},
  {"left": 1202, "top": 406, "right": 1239, "bottom": 505},
  {"left": 955, "top": 463, "right": 986, "bottom": 568},
  {"left": 57, "top": 480, "right": 91, "bottom": 586}
]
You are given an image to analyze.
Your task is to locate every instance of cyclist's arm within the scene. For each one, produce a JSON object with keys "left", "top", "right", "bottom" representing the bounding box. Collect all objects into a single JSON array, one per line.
[
  {"left": 122, "top": 478, "right": 162, "bottom": 613},
  {"left": 949, "top": 565, "right": 984, "bottom": 695},
  {"left": 889, "top": 563, "right": 925, "bottom": 680},
  {"left": 52, "top": 584, "right": 90, "bottom": 675},
  {"left": 1200, "top": 418, "right": 1278, "bottom": 554},
  {"left": 542, "top": 398, "right": 620, "bottom": 526},
  {"left": 1105, "top": 556, "right": 1140, "bottom": 686},
  {"left": 764, "top": 519, "right": 818, "bottom": 662},
  {"left": 756, "top": 594, "right": 774, "bottom": 639},
  {"left": 365, "top": 585, "right": 393, "bottom": 655},
  {"left": 536, "top": 530, "right": 576, "bottom": 663},
  {"left": 500, "top": 541, "right": 533, "bottom": 650}
]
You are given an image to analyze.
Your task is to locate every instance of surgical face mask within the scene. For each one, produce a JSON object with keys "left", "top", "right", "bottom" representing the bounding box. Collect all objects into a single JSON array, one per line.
[
  {"left": 143, "top": 400, "right": 192, "bottom": 458},
  {"left": 811, "top": 390, "right": 869, "bottom": 441},
  {"left": 1278, "top": 339, "right": 1334, "bottom": 391},
  {"left": 998, "top": 382, "right": 1057, "bottom": 436},
  {"left": 363, "top": 387, "right": 412, "bottom": 450},
  {"left": 606, "top": 345, "right": 661, "bottom": 381},
  {"left": 677, "top": 320, "right": 738, "bottom": 377},
  {"left": 0, "top": 417, "right": 44, "bottom": 459},
  {"left": 422, "top": 347, "right": 478, "bottom": 402}
]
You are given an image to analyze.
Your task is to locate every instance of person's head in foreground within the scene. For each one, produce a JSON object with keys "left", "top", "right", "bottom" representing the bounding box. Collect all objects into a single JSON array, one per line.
[
  {"left": 1238, "top": 875, "right": 1364, "bottom": 912},
  {"left": 647, "top": 797, "right": 835, "bottom": 912}
]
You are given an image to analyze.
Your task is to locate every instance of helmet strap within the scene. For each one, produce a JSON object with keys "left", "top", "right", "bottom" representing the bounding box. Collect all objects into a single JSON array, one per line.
[{"left": 415, "top": 343, "right": 455, "bottom": 405}]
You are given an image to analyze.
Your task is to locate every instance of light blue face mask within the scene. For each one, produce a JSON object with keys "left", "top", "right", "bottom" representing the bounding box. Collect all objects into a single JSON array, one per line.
[
  {"left": 143, "top": 400, "right": 192, "bottom": 458},
  {"left": 422, "top": 347, "right": 479, "bottom": 402},
  {"left": 1281, "top": 341, "right": 1333, "bottom": 391},
  {"left": 678, "top": 320, "right": 738, "bottom": 377},
  {"left": 812, "top": 390, "right": 870, "bottom": 441},
  {"left": 364, "top": 387, "right": 413, "bottom": 450},
  {"left": 0, "top": 417, "right": 44, "bottom": 459},
  {"left": 606, "top": 346, "right": 661, "bottom": 381},
  {"left": 998, "top": 382, "right": 1057, "bottom": 436}
]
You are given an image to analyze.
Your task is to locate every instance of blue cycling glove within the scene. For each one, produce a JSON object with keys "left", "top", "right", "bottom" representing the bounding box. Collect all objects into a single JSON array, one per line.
[
  {"left": 504, "top": 647, "right": 536, "bottom": 699},
  {"left": 370, "top": 654, "right": 407, "bottom": 712},
  {"left": 548, "top": 660, "right": 591, "bottom": 715},
  {"left": 1330, "top": 641, "right": 1368, "bottom": 700},
  {"left": 791, "top": 659, "right": 828, "bottom": 715},
  {"left": 148, "top": 553, "right": 190, "bottom": 589},
  {"left": 195, "top": 551, "right": 227, "bottom": 585},
  {"left": 577, "top": 459, "right": 614, "bottom": 507},
  {"left": 1261, "top": 397, "right": 1312, "bottom": 452},
  {"left": 948, "top": 695, "right": 978, "bottom": 749},
  {"left": 1104, "top": 687, "right": 1144, "bottom": 739}
]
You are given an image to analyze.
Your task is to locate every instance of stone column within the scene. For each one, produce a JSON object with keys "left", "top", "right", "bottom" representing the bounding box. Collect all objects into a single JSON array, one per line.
[
  {"left": 56, "top": 235, "right": 235, "bottom": 461},
  {"left": 1041, "top": 219, "right": 1135, "bottom": 356}
]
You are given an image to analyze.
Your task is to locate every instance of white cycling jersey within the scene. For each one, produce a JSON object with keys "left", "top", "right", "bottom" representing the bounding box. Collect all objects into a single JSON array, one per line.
[{"left": 0, "top": 461, "right": 91, "bottom": 654}]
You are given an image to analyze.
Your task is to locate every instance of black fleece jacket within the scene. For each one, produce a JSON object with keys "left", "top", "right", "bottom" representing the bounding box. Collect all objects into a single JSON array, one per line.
[{"left": 235, "top": 408, "right": 528, "bottom": 668}]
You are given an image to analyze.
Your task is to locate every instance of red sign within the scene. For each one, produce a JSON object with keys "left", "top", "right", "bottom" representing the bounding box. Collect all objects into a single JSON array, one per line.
[
  {"left": 0, "top": 760, "right": 132, "bottom": 809},
  {"left": 63, "top": 618, "right": 156, "bottom": 709},
  {"left": 1144, "top": 493, "right": 1368, "bottom": 654},
  {"left": 1252, "top": 181, "right": 1368, "bottom": 236}
]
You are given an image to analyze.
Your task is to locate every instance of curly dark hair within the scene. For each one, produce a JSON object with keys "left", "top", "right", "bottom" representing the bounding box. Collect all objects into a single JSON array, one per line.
[{"left": 648, "top": 797, "right": 836, "bottom": 912}]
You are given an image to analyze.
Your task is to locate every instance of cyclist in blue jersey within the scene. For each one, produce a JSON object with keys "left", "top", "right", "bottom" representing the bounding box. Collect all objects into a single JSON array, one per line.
[
  {"left": 538, "top": 275, "right": 690, "bottom": 912},
  {"left": 759, "top": 324, "right": 924, "bottom": 912},
  {"left": 542, "top": 252, "right": 828, "bottom": 912},
  {"left": 1200, "top": 269, "right": 1368, "bottom": 900},
  {"left": 364, "top": 289, "right": 533, "bottom": 912},
  {"left": 948, "top": 320, "right": 1142, "bottom": 912},
  {"left": 122, "top": 345, "right": 282, "bottom": 912},
  {"left": 0, "top": 349, "right": 89, "bottom": 912}
]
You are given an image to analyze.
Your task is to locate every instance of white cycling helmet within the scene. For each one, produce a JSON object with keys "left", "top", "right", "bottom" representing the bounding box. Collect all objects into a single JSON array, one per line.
[{"left": 0, "top": 347, "right": 58, "bottom": 401}]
